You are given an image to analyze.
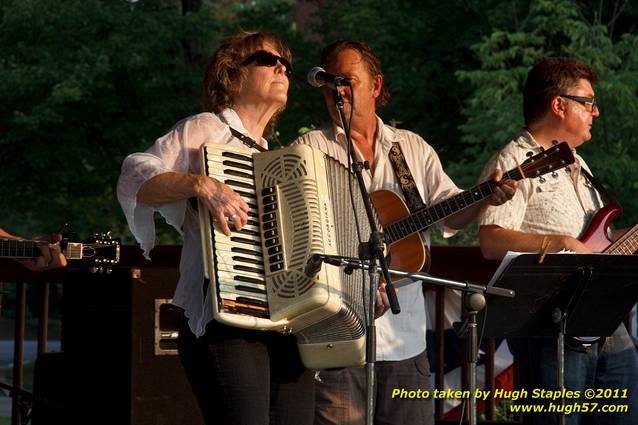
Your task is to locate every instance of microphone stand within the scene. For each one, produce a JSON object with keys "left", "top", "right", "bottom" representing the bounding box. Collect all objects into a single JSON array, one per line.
[
  {"left": 331, "top": 86, "right": 400, "bottom": 425},
  {"left": 306, "top": 254, "right": 515, "bottom": 425}
]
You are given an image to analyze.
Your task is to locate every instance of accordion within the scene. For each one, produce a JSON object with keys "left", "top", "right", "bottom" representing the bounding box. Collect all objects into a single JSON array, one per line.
[{"left": 198, "top": 143, "right": 374, "bottom": 369}]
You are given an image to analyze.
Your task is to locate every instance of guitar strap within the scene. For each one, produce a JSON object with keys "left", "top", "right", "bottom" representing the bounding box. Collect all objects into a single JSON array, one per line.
[
  {"left": 571, "top": 169, "right": 616, "bottom": 347},
  {"left": 581, "top": 167, "right": 619, "bottom": 207},
  {"left": 388, "top": 142, "right": 425, "bottom": 212},
  {"left": 388, "top": 142, "right": 433, "bottom": 279}
]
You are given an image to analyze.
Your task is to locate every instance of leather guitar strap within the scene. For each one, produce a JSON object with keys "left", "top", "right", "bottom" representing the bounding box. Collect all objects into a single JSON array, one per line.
[
  {"left": 388, "top": 142, "right": 425, "bottom": 212},
  {"left": 388, "top": 142, "right": 433, "bottom": 276},
  {"left": 572, "top": 168, "right": 617, "bottom": 347},
  {"left": 581, "top": 167, "right": 619, "bottom": 207}
]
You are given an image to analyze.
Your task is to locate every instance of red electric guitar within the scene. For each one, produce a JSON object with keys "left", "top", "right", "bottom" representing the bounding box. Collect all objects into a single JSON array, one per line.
[{"left": 580, "top": 204, "right": 638, "bottom": 254}]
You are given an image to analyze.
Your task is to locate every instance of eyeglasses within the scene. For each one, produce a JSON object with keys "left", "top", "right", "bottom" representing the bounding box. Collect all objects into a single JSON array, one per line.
[
  {"left": 560, "top": 94, "right": 597, "bottom": 112},
  {"left": 241, "top": 50, "right": 292, "bottom": 78}
]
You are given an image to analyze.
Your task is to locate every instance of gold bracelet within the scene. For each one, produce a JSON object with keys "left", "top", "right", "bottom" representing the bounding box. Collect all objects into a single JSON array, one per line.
[{"left": 538, "top": 236, "right": 550, "bottom": 264}]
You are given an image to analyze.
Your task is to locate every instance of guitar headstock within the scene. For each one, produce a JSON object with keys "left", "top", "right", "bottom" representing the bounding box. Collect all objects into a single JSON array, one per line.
[
  {"left": 62, "top": 232, "right": 121, "bottom": 274},
  {"left": 520, "top": 141, "right": 575, "bottom": 178}
]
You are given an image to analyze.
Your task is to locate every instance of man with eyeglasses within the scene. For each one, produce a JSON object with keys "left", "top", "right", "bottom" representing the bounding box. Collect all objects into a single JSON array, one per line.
[{"left": 478, "top": 57, "right": 638, "bottom": 424}]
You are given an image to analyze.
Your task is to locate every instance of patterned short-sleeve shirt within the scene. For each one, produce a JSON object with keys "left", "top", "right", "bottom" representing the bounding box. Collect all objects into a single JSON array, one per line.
[{"left": 479, "top": 130, "right": 603, "bottom": 238}]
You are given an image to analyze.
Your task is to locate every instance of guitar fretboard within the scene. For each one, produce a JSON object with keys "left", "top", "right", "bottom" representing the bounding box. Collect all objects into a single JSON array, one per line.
[
  {"left": 384, "top": 168, "right": 524, "bottom": 243},
  {"left": 604, "top": 224, "right": 638, "bottom": 255},
  {"left": 0, "top": 239, "right": 40, "bottom": 258}
]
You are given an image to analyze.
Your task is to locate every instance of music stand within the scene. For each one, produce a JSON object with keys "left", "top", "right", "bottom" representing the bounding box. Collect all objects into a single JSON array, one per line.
[{"left": 479, "top": 252, "right": 638, "bottom": 425}]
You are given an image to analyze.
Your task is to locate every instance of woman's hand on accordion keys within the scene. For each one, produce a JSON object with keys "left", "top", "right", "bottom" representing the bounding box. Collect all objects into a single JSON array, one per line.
[{"left": 197, "top": 176, "right": 249, "bottom": 236}]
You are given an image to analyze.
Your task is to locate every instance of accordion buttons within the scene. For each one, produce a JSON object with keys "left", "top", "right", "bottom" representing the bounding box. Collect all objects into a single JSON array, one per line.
[
  {"left": 268, "top": 246, "right": 281, "bottom": 255},
  {"left": 265, "top": 237, "right": 280, "bottom": 247}
]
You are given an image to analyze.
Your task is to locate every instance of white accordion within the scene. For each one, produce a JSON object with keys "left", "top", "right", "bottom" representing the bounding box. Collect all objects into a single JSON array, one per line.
[{"left": 198, "top": 143, "right": 373, "bottom": 369}]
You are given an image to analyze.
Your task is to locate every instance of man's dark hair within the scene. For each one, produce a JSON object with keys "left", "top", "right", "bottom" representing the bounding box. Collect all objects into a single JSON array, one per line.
[
  {"left": 524, "top": 57, "right": 598, "bottom": 126},
  {"left": 321, "top": 39, "right": 390, "bottom": 107}
]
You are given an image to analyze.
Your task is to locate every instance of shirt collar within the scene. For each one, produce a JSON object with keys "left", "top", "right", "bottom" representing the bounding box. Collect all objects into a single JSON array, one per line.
[
  {"left": 219, "top": 108, "right": 269, "bottom": 150},
  {"left": 517, "top": 127, "right": 583, "bottom": 169},
  {"left": 514, "top": 128, "right": 544, "bottom": 152},
  {"left": 331, "top": 115, "right": 394, "bottom": 150}
]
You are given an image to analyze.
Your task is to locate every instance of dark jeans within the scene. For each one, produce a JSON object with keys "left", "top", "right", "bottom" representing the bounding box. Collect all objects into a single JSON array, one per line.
[
  {"left": 178, "top": 317, "right": 315, "bottom": 425},
  {"left": 315, "top": 351, "right": 434, "bottom": 425},
  {"left": 508, "top": 323, "right": 638, "bottom": 425}
]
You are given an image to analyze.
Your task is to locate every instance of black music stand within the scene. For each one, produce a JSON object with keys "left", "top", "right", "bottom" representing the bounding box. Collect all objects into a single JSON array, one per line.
[{"left": 479, "top": 253, "right": 638, "bottom": 425}]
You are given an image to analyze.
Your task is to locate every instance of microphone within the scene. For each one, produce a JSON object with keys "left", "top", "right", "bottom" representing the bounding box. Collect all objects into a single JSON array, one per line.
[
  {"left": 304, "top": 254, "right": 324, "bottom": 278},
  {"left": 307, "top": 67, "right": 351, "bottom": 88}
]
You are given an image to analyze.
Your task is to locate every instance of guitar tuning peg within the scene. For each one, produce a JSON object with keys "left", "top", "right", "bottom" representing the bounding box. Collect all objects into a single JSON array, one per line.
[
  {"left": 551, "top": 171, "right": 558, "bottom": 178},
  {"left": 526, "top": 151, "right": 534, "bottom": 157},
  {"left": 89, "top": 266, "right": 98, "bottom": 274},
  {"left": 551, "top": 139, "right": 559, "bottom": 146},
  {"left": 539, "top": 176, "right": 546, "bottom": 184},
  {"left": 105, "top": 268, "right": 113, "bottom": 275}
]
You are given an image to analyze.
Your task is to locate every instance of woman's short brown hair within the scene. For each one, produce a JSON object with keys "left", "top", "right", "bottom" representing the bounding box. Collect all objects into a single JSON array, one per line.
[
  {"left": 202, "top": 31, "right": 292, "bottom": 136},
  {"left": 321, "top": 39, "right": 390, "bottom": 107},
  {"left": 524, "top": 57, "right": 598, "bottom": 126}
]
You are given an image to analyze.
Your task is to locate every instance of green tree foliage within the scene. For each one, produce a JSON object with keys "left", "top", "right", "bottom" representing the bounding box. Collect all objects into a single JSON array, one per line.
[
  {"left": 453, "top": 0, "right": 638, "bottom": 231},
  {"left": 0, "top": 0, "right": 215, "bottom": 240},
  {"left": 1, "top": 0, "right": 636, "bottom": 246}
]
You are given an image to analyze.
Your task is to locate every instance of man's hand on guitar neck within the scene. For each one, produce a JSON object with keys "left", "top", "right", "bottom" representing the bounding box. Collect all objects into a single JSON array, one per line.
[
  {"left": 0, "top": 228, "right": 67, "bottom": 271},
  {"left": 25, "top": 234, "right": 67, "bottom": 271},
  {"left": 486, "top": 169, "right": 518, "bottom": 206},
  {"left": 445, "top": 169, "right": 517, "bottom": 231}
]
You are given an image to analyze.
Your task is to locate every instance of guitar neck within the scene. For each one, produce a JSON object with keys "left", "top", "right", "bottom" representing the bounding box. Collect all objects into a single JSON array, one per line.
[
  {"left": 384, "top": 167, "right": 525, "bottom": 243},
  {"left": 603, "top": 224, "right": 638, "bottom": 255},
  {"left": 0, "top": 239, "right": 41, "bottom": 258},
  {"left": 0, "top": 239, "right": 83, "bottom": 260}
]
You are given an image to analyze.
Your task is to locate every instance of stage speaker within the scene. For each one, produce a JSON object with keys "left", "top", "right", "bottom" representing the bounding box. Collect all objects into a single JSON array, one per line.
[{"left": 32, "top": 266, "right": 204, "bottom": 425}]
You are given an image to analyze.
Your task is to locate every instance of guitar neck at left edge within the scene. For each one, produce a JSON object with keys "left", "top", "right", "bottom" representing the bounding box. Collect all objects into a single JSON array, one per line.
[{"left": 0, "top": 237, "right": 120, "bottom": 265}]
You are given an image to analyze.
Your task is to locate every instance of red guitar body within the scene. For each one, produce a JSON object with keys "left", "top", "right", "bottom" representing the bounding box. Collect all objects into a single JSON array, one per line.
[{"left": 579, "top": 204, "right": 622, "bottom": 252}]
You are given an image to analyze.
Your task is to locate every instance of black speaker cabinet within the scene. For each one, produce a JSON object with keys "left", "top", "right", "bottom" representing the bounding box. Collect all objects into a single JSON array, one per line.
[{"left": 33, "top": 266, "right": 203, "bottom": 425}]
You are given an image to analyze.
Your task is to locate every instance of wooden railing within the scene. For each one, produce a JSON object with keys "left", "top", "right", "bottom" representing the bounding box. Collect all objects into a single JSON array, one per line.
[{"left": 1, "top": 246, "right": 634, "bottom": 424}]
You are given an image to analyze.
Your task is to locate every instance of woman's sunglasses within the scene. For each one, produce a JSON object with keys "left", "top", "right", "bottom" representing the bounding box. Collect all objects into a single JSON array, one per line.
[{"left": 241, "top": 50, "right": 292, "bottom": 78}]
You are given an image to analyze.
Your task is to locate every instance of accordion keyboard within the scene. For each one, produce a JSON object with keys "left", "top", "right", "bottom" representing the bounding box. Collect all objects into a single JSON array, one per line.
[{"left": 201, "top": 148, "right": 271, "bottom": 318}]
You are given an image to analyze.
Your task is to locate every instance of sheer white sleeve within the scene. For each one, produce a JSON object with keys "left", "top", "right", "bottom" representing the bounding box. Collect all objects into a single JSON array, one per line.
[{"left": 116, "top": 113, "right": 228, "bottom": 258}]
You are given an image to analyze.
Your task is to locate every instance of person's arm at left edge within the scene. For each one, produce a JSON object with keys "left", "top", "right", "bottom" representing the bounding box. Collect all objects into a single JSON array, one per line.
[
  {"left": 444, "top": 169, "right": 518, "bottom": 230},
  {"left": 1, "top": 227, "right": 67, "bottom": 271}
]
